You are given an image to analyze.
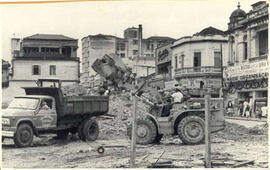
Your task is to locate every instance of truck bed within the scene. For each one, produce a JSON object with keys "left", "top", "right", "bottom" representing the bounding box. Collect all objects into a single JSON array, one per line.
[{"left": 63, "top": 95, "right": 109, "bottom": 116}]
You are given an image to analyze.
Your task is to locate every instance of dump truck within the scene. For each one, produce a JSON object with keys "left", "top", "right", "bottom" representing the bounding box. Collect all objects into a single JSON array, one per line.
[
  {"left": 92, "top": 53, "right": 225, "bottom": 145},
  {"left": 2, "top": 78, "right": 109, "bottom": 147}
]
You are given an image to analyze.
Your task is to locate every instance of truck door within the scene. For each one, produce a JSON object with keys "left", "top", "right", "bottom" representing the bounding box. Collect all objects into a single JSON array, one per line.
[{"left": 36, "top": 98, "right": 57, "bottom": 130}]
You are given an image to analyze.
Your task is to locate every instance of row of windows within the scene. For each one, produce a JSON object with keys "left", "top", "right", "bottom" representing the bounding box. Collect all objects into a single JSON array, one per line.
[
  {"left": 32, "top": 65, "right": 56, "bottom": 76},
  {"left": 174, "top": 51, "right": 221, "bottom": 68}
]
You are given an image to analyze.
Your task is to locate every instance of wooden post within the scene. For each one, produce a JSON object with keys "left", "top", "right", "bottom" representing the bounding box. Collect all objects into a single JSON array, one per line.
[
  {"left": 205, "top": 88, "right": 211, "bottom": 168},
  {"left": 130, "top": 93, "right": 137, "bottom": 167}
]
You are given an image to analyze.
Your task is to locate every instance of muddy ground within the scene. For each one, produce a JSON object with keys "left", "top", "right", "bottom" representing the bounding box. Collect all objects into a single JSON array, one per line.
[{"left": 2, "top": 92, "right": 269, "bottom": 168}]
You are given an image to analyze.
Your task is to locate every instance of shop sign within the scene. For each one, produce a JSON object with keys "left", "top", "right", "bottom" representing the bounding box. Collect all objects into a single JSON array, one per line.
[
  {"left": 224, "top": 60, "right": 268, "bottom": 81},
  {"left": 157, "top": 46, "right": 171, "bottom": 65}
]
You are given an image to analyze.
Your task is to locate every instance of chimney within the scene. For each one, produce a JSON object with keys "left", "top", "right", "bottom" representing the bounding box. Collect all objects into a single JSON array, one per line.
[{"left": 138, "top": 24, "right": 143, "bottom": 58}]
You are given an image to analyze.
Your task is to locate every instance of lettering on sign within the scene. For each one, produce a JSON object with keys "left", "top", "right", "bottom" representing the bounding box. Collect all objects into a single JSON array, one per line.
[{"left": 224, "top": 60, "right": 269, "bottom": 81}]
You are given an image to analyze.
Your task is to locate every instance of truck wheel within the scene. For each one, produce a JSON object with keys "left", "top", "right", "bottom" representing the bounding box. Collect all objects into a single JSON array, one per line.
[
  {"left": 78, "top": 123, "right": 85, "bottom": 141},
  {"left": 83, "top": 119, "right": 99, "bottom": 141},
  {"left": 136, "top": 118, "right": 157, "bottom": 145},
  {"left": 14, "top": 123, "right": 33, "bottom": 147},
  {"left": 127, "top": 125, "right": 132, "bottom": 140},
  {"left": 153, "top": 134, "right": 163, "bottom": 143},
  {"left": 56, "top": 130, "right": 69, "bottom": 139},
  {"left": 177, "top": 116, "right": 205, "bottom": 145}
]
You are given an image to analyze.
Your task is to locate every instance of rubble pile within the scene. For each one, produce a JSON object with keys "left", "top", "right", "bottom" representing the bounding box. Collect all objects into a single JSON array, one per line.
[
  {"left": 62, "top": 85, "right": 88, "bottom": 96},
  {"left": 98, "top": 91, "right": 150, "bottom": 139},
  {"left": 214, "top": 122, "right": 268, "bottom": 142}
]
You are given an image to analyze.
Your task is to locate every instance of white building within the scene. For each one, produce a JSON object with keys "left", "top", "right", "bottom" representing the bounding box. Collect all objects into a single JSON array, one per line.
[
  {"left": 3, "top": 34, "right": 80, "bottom": 103},
  {"left": 171, "top": 27, "right": 228, "bottom": 97}
]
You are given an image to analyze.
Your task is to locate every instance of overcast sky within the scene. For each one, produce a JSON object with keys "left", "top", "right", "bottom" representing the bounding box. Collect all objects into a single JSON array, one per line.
[{"left": 1, "top": 0, "right": 256, "bottom": 61}]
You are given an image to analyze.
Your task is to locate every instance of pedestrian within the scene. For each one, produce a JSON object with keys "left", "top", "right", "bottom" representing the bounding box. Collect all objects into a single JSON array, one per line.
[
  {"left": 238, "top": 102, "right": 244, "bottom": 117},
  {"left": 243, "top": 99, "right": 249, "bottom": 117},
  {"left": 255, "top": 103, "right": 262, "bottom": 120},
  {"left": 226, "top": 100, "right": 234, "bottom": 116}
]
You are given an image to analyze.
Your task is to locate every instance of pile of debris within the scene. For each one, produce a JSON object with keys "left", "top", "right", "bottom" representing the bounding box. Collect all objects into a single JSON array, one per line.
[
  {"left": 98, "top": 91, "right": 149, "bottom": 139},
  {"left": 213, "top": 122, "right": 268, "bottom": 142},
  {"left": 62, "top": 84, "right": 88, "bottom": 96}
]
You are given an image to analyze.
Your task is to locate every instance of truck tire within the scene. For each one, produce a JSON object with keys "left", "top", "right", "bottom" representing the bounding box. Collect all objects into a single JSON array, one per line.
[
  {"left": 83, "top": 119, "right": 99, "bottom": 141},
  {"left": 127, "top": 125, "right": 132, "bottom": 140},
  {"left": 153, "top": 134, "right": 163, "bottom": 143},
  {"left": 136, "top": 118, "right": 157, "bottom": 145},
  {"left": 78, "top": 123, "right": 85, "bottom": 141},
  {"left": 14, "top": 123, "right": 34, "bottom": 147},
  {"left": 56, "top": 130, "right": 69, "bottom": 139},
  {"left": 177, "top": 116, "right": 205, "bottom": 145}
]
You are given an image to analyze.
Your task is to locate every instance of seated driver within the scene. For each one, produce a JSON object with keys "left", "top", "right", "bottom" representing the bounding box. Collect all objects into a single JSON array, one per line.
[
  {"left": 41, "top": 101, "right": 50, "bottom": 110},
  {"left": 171, "top": 88, "right": 184, "bottom": 104},
  {"left": 161, "top": 87, "right": 184, "bottom": 117}
]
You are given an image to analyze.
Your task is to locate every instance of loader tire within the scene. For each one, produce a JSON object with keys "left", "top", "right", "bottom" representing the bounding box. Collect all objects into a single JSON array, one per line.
[
  {"left": 136, "top": 118, "right": 157, "bottom": 145},
  {"left": 83, "top": 119, "right": 99, "bottom": 141},
  {"left": 14, "top": 123, "right": 33, "bottom": 147},
  {"left": 177, "top": 116, "right": 205, "bottom": 145},
  {"left": 153, "top": 134, "right": 163, "bottom": 143}
]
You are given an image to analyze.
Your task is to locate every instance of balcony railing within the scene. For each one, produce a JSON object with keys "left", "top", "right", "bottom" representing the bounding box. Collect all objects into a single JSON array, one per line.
[
  {"left": 154, "top": 73, "right": 171, "bottom": 80},
  {"left": 175, "top": 66, "right": 222, "bottom": 77}
]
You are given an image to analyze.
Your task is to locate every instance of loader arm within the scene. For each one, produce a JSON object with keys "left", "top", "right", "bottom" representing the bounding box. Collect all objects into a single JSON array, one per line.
[{"left": 92, "top": 53, "right": 163, "bottom": 106}]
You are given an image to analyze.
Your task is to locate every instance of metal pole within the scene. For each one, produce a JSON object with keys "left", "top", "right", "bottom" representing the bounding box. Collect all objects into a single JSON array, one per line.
[
  {"left": 220, "top": 44, "right": 223, "bottom": 88},
  {"left": 205, "top": 88, "right": 211, "bottom": 168},
  {"left": 130, "top": 92, "right": 137, "bottom": 167}
]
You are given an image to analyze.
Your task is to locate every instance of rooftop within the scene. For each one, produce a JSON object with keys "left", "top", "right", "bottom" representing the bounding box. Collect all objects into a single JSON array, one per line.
[
  {"left": 194, "top": 26, "right": 226, "bottom": 36},
  {"left": 24, "top": 34, "right": 76, "bottom": 41},
  {"left": 145, "top": 36, "right": 175, "bottom": 41}
]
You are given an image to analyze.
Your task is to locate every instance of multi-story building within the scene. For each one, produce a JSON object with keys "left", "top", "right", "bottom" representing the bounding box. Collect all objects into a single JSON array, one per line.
[
  {"left": 81, "top": 25, "right": 174, "bottom": 88},
  {"left": 2, "top": 59, "right": 11, "bottom": 88},
  {"left": 150, "top": 42, "right": 174, "bottom": 89},
  {"left": 3, "top": 34, "right": 80, "bottom": 103},
  {"left": 171, "top": 27, "right": 228, "bottom": 97},
  {"left": 224, "top": 1, "right": 268, "bottom": 117}
]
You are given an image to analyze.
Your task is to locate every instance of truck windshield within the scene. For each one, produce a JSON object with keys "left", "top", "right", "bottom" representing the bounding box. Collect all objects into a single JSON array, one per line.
[{"left": 8, "top": 98, "right": 39, "bottom": 110}]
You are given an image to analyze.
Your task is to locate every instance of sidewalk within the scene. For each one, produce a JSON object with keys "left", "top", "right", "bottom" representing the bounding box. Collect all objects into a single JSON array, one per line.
[{"left": 225, "top": 116, "right": 268, "bottom": 122}]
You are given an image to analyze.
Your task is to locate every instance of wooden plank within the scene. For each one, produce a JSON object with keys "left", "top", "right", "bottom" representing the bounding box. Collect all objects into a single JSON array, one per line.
[{"left": 233, "top": 160, "right": 255, "bottom": 168}]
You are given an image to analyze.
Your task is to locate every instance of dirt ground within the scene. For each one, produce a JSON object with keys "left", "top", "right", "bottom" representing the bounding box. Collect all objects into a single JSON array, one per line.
[
  {"left": 2, "top": 120, "right": 268, "bottom": 168},
  {"left": 2, "top": 92, "right": 268, "bottom": 168}
]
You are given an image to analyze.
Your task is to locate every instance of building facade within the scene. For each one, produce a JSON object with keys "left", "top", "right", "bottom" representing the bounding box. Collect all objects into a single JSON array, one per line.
[
  {"left": 3, "top": 34, "right": 80, "bottom": 103},
  {"left": 171, "top": 27, "right": 228, "bottom": 97},
  {"left": 2, "top": 59, "right": 11, "bottom": 88},
  {"left": 81, "top": 25, "right": 174, "bottom": 87},
  {"left": 224, "top": 1, "right": 268, "bottom": 117},
  {"left": 150, "top": 43, "right": 173, "bottom": 89}
]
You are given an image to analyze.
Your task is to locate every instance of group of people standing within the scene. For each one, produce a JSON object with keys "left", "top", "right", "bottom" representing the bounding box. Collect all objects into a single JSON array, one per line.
[
  {"left": 227, "top": 99, "right": 252, "bottom": 118},
  {"left": 238, "top": 99, "right": 252, "bottom": 118}
]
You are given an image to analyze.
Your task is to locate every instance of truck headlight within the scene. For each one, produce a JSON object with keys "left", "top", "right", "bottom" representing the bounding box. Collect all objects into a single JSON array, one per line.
[{"left": 2, "top": 118, "right": 10, "bottom": 125}]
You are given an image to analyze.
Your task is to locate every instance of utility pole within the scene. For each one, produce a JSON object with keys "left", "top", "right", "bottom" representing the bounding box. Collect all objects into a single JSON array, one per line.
[
  {"left": 130, "top": 92, "right": 137, "bottom": 167},
  {"left": 130, "top": 24, "right": 142, "bottom": 168},
  {"left": 204, "top": 87, "right": 211, "bottom": 168}
]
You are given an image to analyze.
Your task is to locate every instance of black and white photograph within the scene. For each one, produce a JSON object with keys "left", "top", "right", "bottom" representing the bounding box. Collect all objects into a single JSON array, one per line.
[{"left": 1, "top": 0, "right": 269, "bottom": 168}]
